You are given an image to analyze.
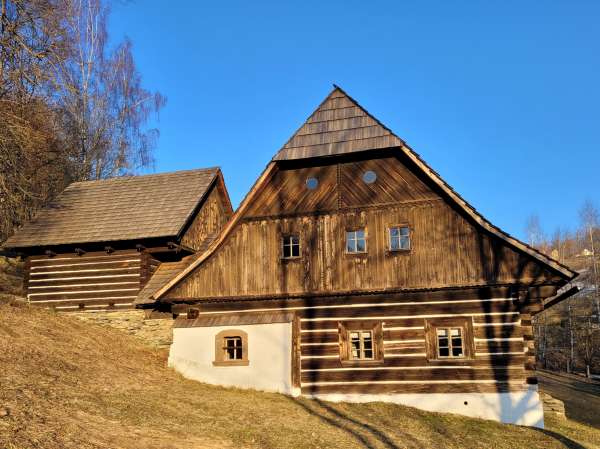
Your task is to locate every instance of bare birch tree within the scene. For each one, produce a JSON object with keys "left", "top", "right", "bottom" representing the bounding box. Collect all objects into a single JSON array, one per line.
[{"left": 55, "top": 0, "right": 165, "bottom": 181}]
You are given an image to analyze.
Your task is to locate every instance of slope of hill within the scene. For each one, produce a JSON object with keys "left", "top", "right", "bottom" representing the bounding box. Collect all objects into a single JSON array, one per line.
[{"left": 0, "top": 304, "right": 598, "bottom": 449}]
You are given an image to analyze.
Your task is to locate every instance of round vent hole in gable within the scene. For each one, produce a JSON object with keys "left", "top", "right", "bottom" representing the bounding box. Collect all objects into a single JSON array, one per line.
[
  {"left": 363, "top": 170, "right": 377, "bottom": 184},
  {"left": 306, "top": 177, "right": 319, "bottom": 190}
]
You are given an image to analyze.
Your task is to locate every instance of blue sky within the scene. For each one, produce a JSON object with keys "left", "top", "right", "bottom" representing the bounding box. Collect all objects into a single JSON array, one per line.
[{"left": 109, "top": 1, "right": 599, "bottom": 241}]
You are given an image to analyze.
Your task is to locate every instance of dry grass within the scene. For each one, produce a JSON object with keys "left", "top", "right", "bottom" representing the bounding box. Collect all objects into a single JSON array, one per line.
[
  {"left": 0, "top": 305, "right": 598, "bottom": 449},
  {"left": 0, "top": 257, "right": 24, "bottom": 305}
]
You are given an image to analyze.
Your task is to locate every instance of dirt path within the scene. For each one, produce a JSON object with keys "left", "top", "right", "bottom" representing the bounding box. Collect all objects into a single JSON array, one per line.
[{"left": 538, "top": 370, "right": 600, "bottom": 429}]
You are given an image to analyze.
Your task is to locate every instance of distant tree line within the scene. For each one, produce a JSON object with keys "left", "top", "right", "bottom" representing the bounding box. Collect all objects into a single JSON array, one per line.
[
  {"left": 0, "top": 0, "right": 165, "bottom": 243},
  {"left": 528, "top": 201, "right": 600, "bottom": 377}
]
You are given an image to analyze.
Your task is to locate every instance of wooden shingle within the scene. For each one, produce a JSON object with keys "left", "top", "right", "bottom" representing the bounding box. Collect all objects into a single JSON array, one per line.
[{"left": 273, "top": 86, "right": 404, "bottom": 160}]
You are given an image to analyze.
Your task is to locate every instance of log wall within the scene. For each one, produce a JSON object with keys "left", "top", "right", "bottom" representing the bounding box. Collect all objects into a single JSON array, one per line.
[
  {"left": 26, "top": 249, "right": 143, "bottom": 311},
  {"left": 183, "top": 289, "right": 530, "bottom": 395}
]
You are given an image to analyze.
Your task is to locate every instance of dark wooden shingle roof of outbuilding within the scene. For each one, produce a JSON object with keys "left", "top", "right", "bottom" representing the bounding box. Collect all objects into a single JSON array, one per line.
[{"left": 3, "top": 168, "right": 220, "bottom": 249}]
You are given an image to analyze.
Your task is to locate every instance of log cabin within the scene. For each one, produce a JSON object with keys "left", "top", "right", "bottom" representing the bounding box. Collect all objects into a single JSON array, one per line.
[
  {"left": 137, "top": 86, "right": 577, "bottom": 428},
  {"left": 2, "top": 168, "right": 232, "bottom": 311}
]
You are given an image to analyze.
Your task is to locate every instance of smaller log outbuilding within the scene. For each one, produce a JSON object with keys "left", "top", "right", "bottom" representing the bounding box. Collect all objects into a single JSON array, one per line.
[{"left": 2, "top": 168, "right": 232, "bottom": 311}]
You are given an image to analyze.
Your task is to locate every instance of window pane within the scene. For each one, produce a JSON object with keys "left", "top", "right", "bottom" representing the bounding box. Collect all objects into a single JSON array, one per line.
[
  {"left": 346, "top": 232, "right": 355, "bottom": 252},
  {"left": 452, "top": 346, "right": 463, "bottom": 357},
  {"left": 363, "top": 348, "right": 373, "bottom": 359},
  {"left": 390, "top": 235, "right": 399, "bottom": 250},
  {"left": 390, "top": 227, "right": 399, "bottom": 237},
  {"left": 350, "top": 339, "right": 361, "bottom": 358},
  {"left": 439, "top": 347, "right": 450, "bottom": 357},
  {"left": 350, "top": 332, "right": 360, "bottom": 340},
  {"left": 235, "top": 348, "right": 243, "bottom": 359},
  {"left": 400, "top": 227, "right": 410, "bottom": 236},
  {"left": 450, "top": 328, "right": 461, "bottom": 336},
  {"left": 438, "top": 337, "right": 449, "bottom": 348},
  {"left": 291, "top": 244, "right": 300, "bottom": 257},
  {"left": 437, "top": 329, "right": 448, "bottom": 337},
  {"left": 400, "top": 235, "right": 410, "bottom": 249},
  {"left": 356, "top": 238, "right": 365, "bottom": 252},
  {"left": 356, "top": 229, "right": 365, "bottom": 239},
  {"left": 291, "top": 236, "right": 299, "bottom": 245},
  {"left": 283, "top": 244, "right": 291, "bottom": 258}
]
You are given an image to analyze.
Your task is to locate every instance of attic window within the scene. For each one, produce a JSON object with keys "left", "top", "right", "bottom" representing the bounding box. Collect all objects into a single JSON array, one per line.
[
  {"left": 306, "top": 177, "right": 319, "bottom": 190},
  {"left": 363, "top": 170, "right": 377, "bottom": 184},
  {"left": 346, "top": 229, "right": 366, "bottom": 253},
  {"left": 282, "top": 235, "right": 300, "bottom": 259},
  {"left": 388, "top": 226, "right": 411, "bottom": 251}
]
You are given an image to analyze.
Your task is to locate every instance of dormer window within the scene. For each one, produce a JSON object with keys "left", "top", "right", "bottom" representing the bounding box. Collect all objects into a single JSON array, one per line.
[{"left": 282, "top": 235, "right": 300, "bottom": 259}]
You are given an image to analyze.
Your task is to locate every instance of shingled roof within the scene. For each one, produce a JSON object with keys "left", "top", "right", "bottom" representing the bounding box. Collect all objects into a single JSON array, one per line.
[
  {"left": 273, "top": 85, "right": 404, "bottom": 160},
  {"left": 3, "top": 168, "right": 220, "bottom": 249}
]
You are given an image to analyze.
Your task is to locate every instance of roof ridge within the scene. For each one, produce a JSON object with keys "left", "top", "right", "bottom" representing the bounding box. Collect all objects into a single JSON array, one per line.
[{"left": 67, "top": 167, "right": 221, "bottom": 187}]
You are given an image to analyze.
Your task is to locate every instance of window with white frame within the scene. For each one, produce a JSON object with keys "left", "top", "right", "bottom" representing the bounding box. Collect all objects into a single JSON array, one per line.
[
  {"left": 346, "top": 229, "right": 366, "bottom": 253},
  {"left": 282, "top": 235, "right": 300, "bottom": 259},
  {"left": 389, "top": 226, "right": 410, "bottom": 251}
]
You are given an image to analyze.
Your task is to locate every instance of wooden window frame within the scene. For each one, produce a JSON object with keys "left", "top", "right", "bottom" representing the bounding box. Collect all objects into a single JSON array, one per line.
[
  {"left": 425, "top": 317, "right": 474, "bottom": 363},
  {"left": 213, "top": 329, "right": 249, "bottom": 366},
  {"left": 338, "top": 321, "right": 383, "bottom": 367},
  {"left": 387, "top": 224, "right": 411, "bottom": 253},
  {"left": 281, "top": 234, "right": 301, "bottom": 260},
  {"left": 345, "top": 228, "right": 367, "bottom": 255}
]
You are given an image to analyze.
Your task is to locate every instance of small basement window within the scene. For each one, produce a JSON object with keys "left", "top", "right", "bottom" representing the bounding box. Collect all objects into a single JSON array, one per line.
[
  {"left": 224, "top": 336, "right": 243, "bottom": 360},
  {"left": 338, "top": 321, "right": 383, "bottom": 366},
  {"left": 389, "top": 226, "right": 411, "bottom": 251},
  {"left": 213, "top": 329, "right": 249, "bottom": 366},
  {"left": 282, "top": 235, "right": 301, "bottom": 259},
  {"left": 425, "top": 317, "right": 474, "bottom": 361},
  {"left": 346, "top": 229, "right": 366, "bottom": 253}
]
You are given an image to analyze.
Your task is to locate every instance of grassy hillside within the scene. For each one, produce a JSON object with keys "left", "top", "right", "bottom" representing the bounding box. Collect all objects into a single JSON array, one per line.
[{"left": 0, "top": 305, "right": 598, "bottom": 449}]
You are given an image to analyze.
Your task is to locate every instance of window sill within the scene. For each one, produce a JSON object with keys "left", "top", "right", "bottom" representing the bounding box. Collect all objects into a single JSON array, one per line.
[
  {"left": 212, "top": 360, "right": 249, "bottom": 367},
  {"left": 386, "top": 249, "right": 411, "bottom": 255},
  {"left": 426, "top": 357, "right": 473, "bottom": 366},
  {"left": 340, "top": 359, "right": 384, "bottom": 367},
  {"left": 281, "top": 257, "right": 302, "bottom": 262},
  {"left": 344, "top": 252, "right": 368, "bottom": 257}
]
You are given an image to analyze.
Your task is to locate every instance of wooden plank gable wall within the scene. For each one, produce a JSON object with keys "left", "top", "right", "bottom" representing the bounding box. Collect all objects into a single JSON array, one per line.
[
  {"left": 180, "top": 182, "right": 231, "bottom": 251},
  {"left": 166, "top": 153, "right": 559, "bottom": 300}
]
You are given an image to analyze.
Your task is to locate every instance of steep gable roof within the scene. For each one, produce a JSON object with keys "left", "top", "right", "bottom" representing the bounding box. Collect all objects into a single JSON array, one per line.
[
  {"left": 274, "top": 86, "right": 403, "bottom": 160},
  {"left": 150, "top": 86, "right": 576, "bottom": 301},
  {"left": 3, "top": 168, "right": 225, "bottom": 249}
]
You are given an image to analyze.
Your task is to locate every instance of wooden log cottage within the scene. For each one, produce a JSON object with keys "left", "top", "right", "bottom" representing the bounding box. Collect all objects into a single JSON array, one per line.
[
  {"left": 3, "top": 86, "right": 577, "bottom": 427},
  {"left": 135, "top": 86, "right": 577, "bottom": 428},
  {"left": 3, "top": 168, "right": 232, "bottom": 311}
]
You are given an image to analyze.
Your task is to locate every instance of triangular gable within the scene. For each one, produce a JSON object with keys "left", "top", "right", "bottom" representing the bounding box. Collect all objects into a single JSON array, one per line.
[
  {"left": 151, "top": 86, "right": 577, "bottom": 301},
  {"left": 274, "top": 86, "right": 403, "bottom": 161}
]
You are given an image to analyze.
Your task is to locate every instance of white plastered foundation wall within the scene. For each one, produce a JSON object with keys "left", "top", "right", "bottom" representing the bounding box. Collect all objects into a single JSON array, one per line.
[
  {"left": 169, "top": 322, "right": 298, "bottom": 395},
  {"left": 308, "top": 387, "right": 544, "bottom": 428},
  {"left": 169, "top": 321, "right": 543, "bottom": 428}
]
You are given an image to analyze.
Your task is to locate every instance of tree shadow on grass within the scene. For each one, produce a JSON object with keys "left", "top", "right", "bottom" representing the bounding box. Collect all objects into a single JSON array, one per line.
[
  {"left": 531, "top": 428, "right": 588, "bottom": 449},
  {"left": 289, "top": 396, "right": 423, "bottom": 449}
]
